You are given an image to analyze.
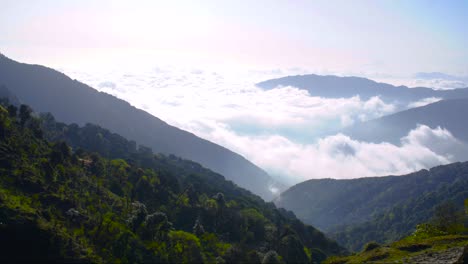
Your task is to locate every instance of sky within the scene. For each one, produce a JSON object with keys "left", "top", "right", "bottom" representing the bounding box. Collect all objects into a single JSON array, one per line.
[
  {"left": 1, "top": 0, "right": 468, "bottom": 186},
  {"left": 1, "top": 0, "right": 467, "bottom": 77}
]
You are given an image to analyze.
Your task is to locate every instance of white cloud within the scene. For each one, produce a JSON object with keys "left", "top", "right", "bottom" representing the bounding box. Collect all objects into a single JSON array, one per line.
[
  {"left": 63, "top": 66, "right": 397, "bottom": 142},
  {"left": 194, "top": 124, "right": 467, "bottom": 185},
  {"left": 376, "top": 77, "right": 467, "bottom": 90},
  {"left": 61, "top": 66, "right": 468, "bottom": 187},
  {"left": 407, "top": 97, "right": 442, "bottom": 108}
]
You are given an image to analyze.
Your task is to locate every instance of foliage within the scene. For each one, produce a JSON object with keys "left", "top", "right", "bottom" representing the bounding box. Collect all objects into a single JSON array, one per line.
[
  {"left": 362, "top": 241, "right": 380, "bottom": 252},
  {"left": 278, "top": 163, "right": 468, "bottom": 251},
  {"left": 0, "top": 102, "right": 344, "bottom": 263},
  {"left": 324, "top": 199, "right": 468, "bottom": 264}
]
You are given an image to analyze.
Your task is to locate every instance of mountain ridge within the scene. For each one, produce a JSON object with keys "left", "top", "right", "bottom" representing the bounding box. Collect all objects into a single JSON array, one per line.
[
  {"left": 0, "top": 54, "right": 279, "bottom": 200},
  {"left": 256, "top": 74, "right": 468, "bottom": 103},
  {"left": 341, "top": 98, "right": 468, "bottom": 145},
  {"left": 275, "top": 161, "right": 468, "bottom": 250}
]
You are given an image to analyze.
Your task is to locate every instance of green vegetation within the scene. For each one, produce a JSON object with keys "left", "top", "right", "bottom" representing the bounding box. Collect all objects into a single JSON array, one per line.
[
  {"left": 324, "top": 200, "right": 468, "bottom": 264},
  {"left": 329, "top": 177, "right": 468, "bottom": 251},
  {"left": 0, "top": 101, "right": 343, "bottom": 263},
  {"left": 276, "top": 163, "right": 468, "bottom": 251}
]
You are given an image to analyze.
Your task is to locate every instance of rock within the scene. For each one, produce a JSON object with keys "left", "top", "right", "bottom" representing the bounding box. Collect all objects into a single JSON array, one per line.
[
  {"left": 407, "top": 246, "right": 466, "bottom": 264},
  {"left": 65, "top": 208, "right": 86, "bottom": 222}
]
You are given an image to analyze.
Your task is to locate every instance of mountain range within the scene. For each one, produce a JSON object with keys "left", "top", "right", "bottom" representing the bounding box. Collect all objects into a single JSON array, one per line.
[
  {"left": 256, "top": 74, "right": 468, "bottom": 104},
  {"left": 0, "top": 54, "right": 279, "bottom": 200}
]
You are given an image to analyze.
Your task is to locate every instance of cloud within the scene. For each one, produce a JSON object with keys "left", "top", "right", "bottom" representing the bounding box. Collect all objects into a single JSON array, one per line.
[
  {"left": 98, "top": 81, "right": 116, "bottom": 89},
  {"left": 407, "top": 97, "right": 442, "bottom": 108},
  {"left": 414, "top": 72, "right": 462, "bottom": 81},
  {"left": 195, "top": 124, "right": 467, "bottom": 185},
  {"left": 61, "top": 66, "right": 468, "bottom": 187},
  {"left": 377, "top": 72, "right": 468, "bottom": 90},
  {"left": 63, "top": 67, "right": 398, "bottom": 144},
  {"left": 411, "top": 79, "right": 467, "bottom": 90}
]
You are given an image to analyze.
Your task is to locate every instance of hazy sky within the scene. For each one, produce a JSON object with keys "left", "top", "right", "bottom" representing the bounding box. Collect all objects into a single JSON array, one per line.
[{"left": 1, "top": 0, "right": 467, "bottom": 77}]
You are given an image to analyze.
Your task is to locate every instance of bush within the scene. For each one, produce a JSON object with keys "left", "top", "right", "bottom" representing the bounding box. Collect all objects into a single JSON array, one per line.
[{"left": 362, "top": 241, "right": 381, "bottom": 252}]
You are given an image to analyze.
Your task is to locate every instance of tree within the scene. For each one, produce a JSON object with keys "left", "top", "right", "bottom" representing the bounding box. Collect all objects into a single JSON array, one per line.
[
  {"left": 432, "top": 201, "right": 465, "bottom": 233},
  {"left": 168, "top": 230, "right": 204, "bottom": 263},
  {"left": 19, "top": 104, "right": 32, "bottom": 127},
  {"left": 193, "top": 217, "right": 205, "bottom": 237},
  {"left": 127, "top": 201, "right": 148, "bottom": 232},
  {"left": 262, "top": 250, "right": 282, "bottom": 264},
  {"left": 50, "top": 142, "right": 71, "bottom": 165},
  {"left": 110, "top": 159, "right": 129, "bottom": 184},
  {"left": 7, "top": 105, "right": 17, "bottom": 118},
  {"left": 89, "top": 153, "right": 106, "bottom": 176},
  {"left": 144, "top": 211, "right": 172, "bottom": 241},
  {"left": 278, "top": 235, "right": 309, "bottom": 264},
  {"left": 223, "top": 245, "right": 243, "bottom": 264},
  {"left": 214, "top": 193, "right": 226, "bottom": 208}
]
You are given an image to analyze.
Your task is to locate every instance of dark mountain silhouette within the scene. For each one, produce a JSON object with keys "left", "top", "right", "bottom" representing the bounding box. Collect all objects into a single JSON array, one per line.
[
  {"left": 256, "top": 74, "right": 468, "bottom": 103},
  {"left": 0, "top": 54, "right": 279, "bottom": 200},
  {"left": 342, "top": 98, "right": 468, "bottom": 145},
  {"left": 275, "top": 161, "right": 468, "bottom": 251}
]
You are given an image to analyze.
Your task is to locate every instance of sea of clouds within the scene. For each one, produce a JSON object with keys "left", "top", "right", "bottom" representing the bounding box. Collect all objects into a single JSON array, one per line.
[{"left": 62, "top": 65, "right": 467, "bottom": 186}]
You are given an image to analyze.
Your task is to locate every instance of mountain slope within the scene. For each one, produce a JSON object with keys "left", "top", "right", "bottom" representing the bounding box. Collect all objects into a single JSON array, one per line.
[
  {"left": 0, "top": 102, "right": 344, "bottom": 263},
  {"left": 0, "top": 54, "right": 277, "bottom": 200},
  {"left": 256, "top": 74, "right": 468, "bottom": 102},
  {"left": 326, "top": 202, "right": 468, "bottom": 264},
  {"left": 275, "top": 162, "right": 468, "bottom": 250},
  {"left": 342, "top": 98, "right": 468, "bottom": 144}
]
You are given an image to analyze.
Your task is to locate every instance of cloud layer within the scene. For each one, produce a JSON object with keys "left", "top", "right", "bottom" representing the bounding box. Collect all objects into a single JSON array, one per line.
[
  {"left": 62, "top": 66, "right": 468, "bottom": 186},
  {"left": 189, "top": 123, "right": 467, "bottom": 185}
]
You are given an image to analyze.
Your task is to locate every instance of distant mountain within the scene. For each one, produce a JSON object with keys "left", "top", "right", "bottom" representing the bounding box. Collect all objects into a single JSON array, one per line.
[
  {"left": 275, "top": 161, "right": 468, "bottom": 251},
  {"left": 0, "top": 54, "right": 279, "bottom": 200},
  {"left": 256, "top": 74, "right": 468, "bottom": 103},
  {"left": 342, "top": 98, "right": 468, "bottom": 145}
]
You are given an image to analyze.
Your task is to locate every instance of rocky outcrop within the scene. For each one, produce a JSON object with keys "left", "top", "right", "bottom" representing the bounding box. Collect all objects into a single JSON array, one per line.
[{"left": 406, "top": 246, "right": 467, "bottom": 264}]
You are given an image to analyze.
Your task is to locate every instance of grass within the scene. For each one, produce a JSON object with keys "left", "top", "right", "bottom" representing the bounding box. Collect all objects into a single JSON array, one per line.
[{"left": 324, "top": 235, "right": 468, "bottom": 264}]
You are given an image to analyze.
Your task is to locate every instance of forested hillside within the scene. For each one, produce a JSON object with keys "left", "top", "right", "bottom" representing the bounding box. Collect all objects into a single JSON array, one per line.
[
  {"left": 0, "top": 101, "right": 343, "bottom": 263},
  {"left": 0, "top": 54, "right": 279, "bottom": 200},
  {"left": 326, "top": 200, "right": 468, "bottom": 263},
  {"left": 276, "top": 164, "right": 468, "bottom": 251}
]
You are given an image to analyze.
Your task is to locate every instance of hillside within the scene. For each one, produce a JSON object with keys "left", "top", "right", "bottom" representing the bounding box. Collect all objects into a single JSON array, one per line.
[
  {"left": 275, "top": 162, "right": 468, "bottom": 251},
  {"left": 256, "top": 74, "right": 468, "bottom": 102},
  {"left": 0, "top": 54, "right": 279, "bottom": 200},
  {"left": 326, "top": 234, "right": 468, "bottom": 264},
  {"left": 0, "top": 102, "right": 343, "bottom": 263},
  {"left": 325, "top": 202, "right": 468, "bottom": 264}
]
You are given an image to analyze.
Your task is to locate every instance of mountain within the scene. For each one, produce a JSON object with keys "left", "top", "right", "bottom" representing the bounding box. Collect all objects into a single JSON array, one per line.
[
  {"left": 275, "top": 162, "right": 468, "bottom": 251},
  {"left": 342, "top": 98, "right": 468, "bottom": 145},
  {"left": 0, "top": 102, "right": 344, "bottom": 263},
  {"left": 256, "top": 74, "right": 468, "bottom": 103},
  {"left": 0, "top": 54, "right": 279, "bottom": 200}
]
